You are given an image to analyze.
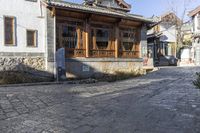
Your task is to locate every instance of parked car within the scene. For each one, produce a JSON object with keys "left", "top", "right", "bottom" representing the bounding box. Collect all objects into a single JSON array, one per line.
[{"left": 165, "top": 55, "right": 178, "bottom": 66}]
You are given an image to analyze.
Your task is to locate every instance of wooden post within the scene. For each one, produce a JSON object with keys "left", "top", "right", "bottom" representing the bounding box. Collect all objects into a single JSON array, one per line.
[
  {"left": 85, "top": 19, "right": 90, "bottom": 57},
  {"left": 93, "top": 29, "right": 97, "bottom": 49},
  {"left": 136, "top": 29, "right": 141, "bottom": 58},
  {"left": 77, "top": 27, "right": 81, "bottom": 49},
  {"left": 115, "top": 24, "right": 119, "bottom": 58}
]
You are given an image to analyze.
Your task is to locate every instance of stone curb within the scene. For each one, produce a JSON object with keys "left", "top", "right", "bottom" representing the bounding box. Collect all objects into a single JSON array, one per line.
[
  {"left": 0, "top": 81, "right": 64, "bottom": 88},
  {"left": 0, "top": 68, "right": 161, "bottom": 88},
  {"left": 0, "top": 79, "right": 98, "bottom": 88}
]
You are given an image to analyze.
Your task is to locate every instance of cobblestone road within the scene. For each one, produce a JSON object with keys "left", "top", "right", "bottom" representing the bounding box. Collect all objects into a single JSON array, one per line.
[{"left": 0, "top": 67, "right": 200, "bottom": 133}]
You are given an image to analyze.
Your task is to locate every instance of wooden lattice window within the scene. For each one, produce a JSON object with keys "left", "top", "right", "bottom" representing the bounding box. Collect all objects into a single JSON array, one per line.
[
  {"left": 96, "top": 29, "right": 109, "bottom": 49},
  {"left": 61, "top": 25, "right": 78, "bottom": 48},
  {"left": 27, "top": 30, "right": 37, "bottom": 47},
  {"left": 121, "top": 29, "right": 136, "bottom": 51},
  {"left": 4, "top": 17, "right": 15, "bottom": 45}
]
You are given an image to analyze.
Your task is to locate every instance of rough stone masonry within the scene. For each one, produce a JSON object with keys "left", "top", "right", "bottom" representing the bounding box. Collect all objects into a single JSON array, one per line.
[
  {"left": 0, "top": 52, "right": 46, "bottom": 76},
  {"left": 0, "top": 57, "right": 45, "bottom": 71}
]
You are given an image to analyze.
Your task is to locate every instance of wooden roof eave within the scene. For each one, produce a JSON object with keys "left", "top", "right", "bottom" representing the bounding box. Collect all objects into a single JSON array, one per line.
[
  {"left": 147, "top": 21, "right": 161, "bottom": 30},
  {"left": 188, "top": 6, "right": 200, "bottom": 17},
  {"left": 46, "top": 4, "right": 153, "bottom": 24}
]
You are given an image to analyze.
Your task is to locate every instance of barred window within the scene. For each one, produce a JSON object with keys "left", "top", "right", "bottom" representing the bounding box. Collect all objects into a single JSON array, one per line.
[{"left": 61, "top": 25, "right": 78, "bottom": 48}]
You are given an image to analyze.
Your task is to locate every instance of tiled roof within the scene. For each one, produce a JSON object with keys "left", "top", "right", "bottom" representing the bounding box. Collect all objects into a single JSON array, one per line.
[
  {"left": 147, "top": 32, "right": 162, "bottom": 38},
  {"left": 189, "top": 5, "right": 200, "bottom": 17},
  {"left": 45, "top": 0, "right": 153, "bottom": 23}
]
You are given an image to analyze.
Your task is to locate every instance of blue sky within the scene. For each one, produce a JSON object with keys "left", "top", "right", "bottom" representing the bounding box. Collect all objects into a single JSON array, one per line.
[{"left": 64, "top": 0, "right": 200, "bottom": 19}]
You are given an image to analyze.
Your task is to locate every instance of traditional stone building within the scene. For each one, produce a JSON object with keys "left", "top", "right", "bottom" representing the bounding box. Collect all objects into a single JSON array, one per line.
[{"left": 0, "top": 0, "right": 153, "bottom": 79}]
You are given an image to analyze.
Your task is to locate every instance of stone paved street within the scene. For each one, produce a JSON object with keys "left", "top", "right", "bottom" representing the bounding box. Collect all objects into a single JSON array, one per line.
[{"left": 0, "top": 67, "right": 200, "bottom": 133}]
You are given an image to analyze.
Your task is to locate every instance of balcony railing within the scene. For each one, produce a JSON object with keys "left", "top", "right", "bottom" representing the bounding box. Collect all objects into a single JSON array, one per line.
[
  {"left": 119, "top": 51, "right": 140, "bottom": 58},
  {"left": 65, "top": 49, "right": 139, "bottom": 58},
  {"left": 90, "top": 49, "right": 115, "bottom": 58},
  {"left": 65, "top": 48, "right": 86, "bottom": 58}
]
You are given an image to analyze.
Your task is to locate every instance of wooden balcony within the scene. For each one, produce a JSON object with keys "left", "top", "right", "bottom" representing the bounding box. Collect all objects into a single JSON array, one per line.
[
  {"left": 65, "top": 48, "right": 86, "bottom": 58},
  {"left": 90, "top": 49, "right": 115, "bottom": 58},
  {"left": 119, "top": 51, "right": 140, "bottom": 58}
]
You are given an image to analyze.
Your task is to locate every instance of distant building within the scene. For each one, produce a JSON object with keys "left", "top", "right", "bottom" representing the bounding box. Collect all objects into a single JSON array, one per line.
[
  {"left": 189, "top": 5, "right": 200, "bottom": 65},
  {"left": 147, "top": 12, "right": 180, "bottom": 66},
  {"left": 179, "top": 21, "right": 194, "bottom": 66},
  {"left": 0, "top": 0, "right": 153, "bottom": 79},
  {"left": 181, "top": 22, "right": 193, "bottom": 46}
]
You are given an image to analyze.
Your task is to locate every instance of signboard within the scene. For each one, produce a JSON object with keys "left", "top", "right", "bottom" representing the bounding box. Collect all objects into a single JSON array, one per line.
[{"left": 82, "top": 65, "right": 90, "bottom": 72}]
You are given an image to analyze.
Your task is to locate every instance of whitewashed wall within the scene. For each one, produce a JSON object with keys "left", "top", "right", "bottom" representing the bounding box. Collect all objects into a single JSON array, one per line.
[
  {"left": 159, "top": 24, "right": 177, "bottom": 43},
  {"left": 193, "top": 14, "right": 200, "bottom": 33},
  {"left": 0, "top": 0, "right": 46, "bottom": 53}
]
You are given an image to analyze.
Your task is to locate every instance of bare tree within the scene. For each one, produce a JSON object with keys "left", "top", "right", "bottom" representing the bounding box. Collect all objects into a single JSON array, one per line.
[{"left": 167, "top": 0, "right": 195, "bottom": 56}]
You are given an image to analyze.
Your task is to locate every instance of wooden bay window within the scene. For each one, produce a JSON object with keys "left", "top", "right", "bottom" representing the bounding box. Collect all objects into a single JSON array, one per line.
[
  {"left": 119, "top": 28, "right": 140, "bottom": 58},
  {"left": 90, "top": 26, "right": 115, "bottom": 57},
  {"left": 96, "top": 29, "right": 109, "bottom": 49},
  {"left": 57, "top": 21, "right": 85, "bottom": 58},
  {"left": 4, "top": 16, "right": 15, "bottom": 45}
]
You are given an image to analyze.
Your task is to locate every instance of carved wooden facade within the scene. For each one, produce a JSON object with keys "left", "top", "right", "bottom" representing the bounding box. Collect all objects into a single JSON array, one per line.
[
  {"left": 56, "top": 10, "right": 141, "bottom": 58},
  {"left": 44, "top": 0, "right": 153, "bottom": 60},
  {"left": 42, "top": 0, "right": 153, "bottom": 78}
]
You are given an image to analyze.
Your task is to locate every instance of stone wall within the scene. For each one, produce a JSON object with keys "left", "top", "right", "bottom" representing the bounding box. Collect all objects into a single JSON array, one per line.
[
  {"left": 0, "top": 57, "right": 45, "bottom": 72},
  {"left": 66, "top": 58, "right": 144, "bottom": 78},
  {"left": 0, "top": 52, "right": 47, "bottom": 73}
]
